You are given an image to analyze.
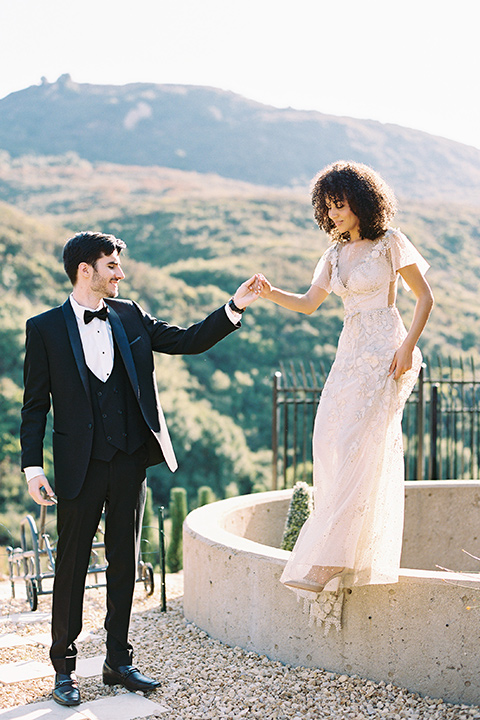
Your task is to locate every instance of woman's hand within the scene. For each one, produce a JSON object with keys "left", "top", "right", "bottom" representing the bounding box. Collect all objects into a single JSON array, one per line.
[
  {"left": 389, "top": 342, "right": 414, "bottom": 380},
  {"left": 256, "top": 273, "right": 273, "bottom": 298}
]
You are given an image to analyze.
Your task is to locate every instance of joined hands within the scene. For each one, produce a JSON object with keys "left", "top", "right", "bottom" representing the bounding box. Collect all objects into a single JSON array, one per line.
[{"left": 233, "top": 273, "right": 271, "bottom": 308}]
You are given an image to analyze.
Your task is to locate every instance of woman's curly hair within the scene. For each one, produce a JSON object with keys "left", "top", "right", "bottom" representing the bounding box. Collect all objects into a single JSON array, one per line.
[{"left": 311, "top": 161, "right": 397, "bottom": 242}]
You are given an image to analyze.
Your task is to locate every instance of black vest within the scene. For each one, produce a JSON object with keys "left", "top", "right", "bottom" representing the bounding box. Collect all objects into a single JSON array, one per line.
[{"left": 88, "top": 342, "right": 150, "bottom": 462}]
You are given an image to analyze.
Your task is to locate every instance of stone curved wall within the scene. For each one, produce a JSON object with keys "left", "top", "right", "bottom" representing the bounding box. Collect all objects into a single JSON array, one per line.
[{"left": 183, "top": 482, "right": 480, "bottom": 705}]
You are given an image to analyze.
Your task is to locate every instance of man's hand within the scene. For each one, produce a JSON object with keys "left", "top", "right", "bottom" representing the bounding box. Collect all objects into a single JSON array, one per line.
[
  {"left": 232, "top": 274, "right": 264, "bottom": 309},
  {"left": 28, "top": 475, "right": 57, "bottom": 506}
]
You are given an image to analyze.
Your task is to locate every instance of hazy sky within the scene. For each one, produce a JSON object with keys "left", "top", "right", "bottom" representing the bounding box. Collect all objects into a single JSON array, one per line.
[{"left": 1, "top": 0, "right": 479, "bottom": 150}]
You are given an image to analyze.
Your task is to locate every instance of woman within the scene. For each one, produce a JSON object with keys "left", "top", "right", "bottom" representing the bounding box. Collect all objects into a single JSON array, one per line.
[{"left": 259, "top": 161, "right": 433, "bottom": 595}]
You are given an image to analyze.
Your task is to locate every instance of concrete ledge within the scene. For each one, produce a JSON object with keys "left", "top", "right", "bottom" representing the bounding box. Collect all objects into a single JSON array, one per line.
[
  {"left": 403, "top": 480, "right": 480, "bottom": 571},
  {"left": 183, "top": 484, "right": 480, "bottom": 705}
]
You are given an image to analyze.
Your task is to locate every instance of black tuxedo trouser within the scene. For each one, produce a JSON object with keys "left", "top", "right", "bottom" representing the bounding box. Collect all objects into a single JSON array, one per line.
[{"left": 50, "top": 447, "right": 147, "bottom": 673}]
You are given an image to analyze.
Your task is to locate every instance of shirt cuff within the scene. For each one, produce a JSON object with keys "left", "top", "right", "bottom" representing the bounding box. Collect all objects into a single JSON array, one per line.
[
  {"left": 24, "top": 467, "right": 46, "bottom": 483},
  {"left": 224, "top": 303, "right": 243, "bottom": 325}
]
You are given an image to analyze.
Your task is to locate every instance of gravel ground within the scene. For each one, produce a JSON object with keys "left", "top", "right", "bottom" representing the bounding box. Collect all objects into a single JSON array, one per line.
[{"left": 1, "top": 573, "right": 479, "bottom": 719}]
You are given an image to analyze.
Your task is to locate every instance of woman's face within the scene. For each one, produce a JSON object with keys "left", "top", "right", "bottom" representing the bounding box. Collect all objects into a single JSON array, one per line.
[{"left": 326, "top": 197, "right": 360, "bottom": 239}]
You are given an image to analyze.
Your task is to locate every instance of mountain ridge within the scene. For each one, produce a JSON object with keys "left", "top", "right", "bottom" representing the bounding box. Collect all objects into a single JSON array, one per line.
[{"left": 1, "top": 75, "right": 479, "bottom": 204}]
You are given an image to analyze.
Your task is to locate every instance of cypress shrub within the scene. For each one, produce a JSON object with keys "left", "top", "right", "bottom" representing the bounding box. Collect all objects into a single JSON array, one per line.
[
  {"left": 224, "top": 481, "right": 239, "bottom": 498},
  {"left": 197, "top": 485, "right": 215, "bottom": 507},
  {"left": 140, "top": 486, "right": 157, "bottom": 565},
  {"left": 166, "top": 487, "right": 187, "bottom": 573},
  {"left": 281, "top": 481, "right": 313, "bottom": 551}
]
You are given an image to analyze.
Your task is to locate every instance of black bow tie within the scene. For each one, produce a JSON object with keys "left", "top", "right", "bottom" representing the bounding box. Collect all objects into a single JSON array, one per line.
[{"left": 84, "top": 306, "right": 109, "bottom": 324}]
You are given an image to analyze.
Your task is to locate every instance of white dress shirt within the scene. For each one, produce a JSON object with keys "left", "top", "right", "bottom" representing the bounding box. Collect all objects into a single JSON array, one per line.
[{"left": 69, "top": 295, "right": 114, "bottom": 381}]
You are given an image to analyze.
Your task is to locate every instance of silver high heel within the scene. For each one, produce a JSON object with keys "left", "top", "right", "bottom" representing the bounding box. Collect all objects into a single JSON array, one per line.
[
  {"left": 283, "top": 577, "right": 325, "bottom": 592},
  {"left": 283, "top": 567, "right": 344, "bottom": 593}
]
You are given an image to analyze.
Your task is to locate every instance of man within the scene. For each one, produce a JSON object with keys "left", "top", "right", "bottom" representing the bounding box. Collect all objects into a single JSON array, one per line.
[{"left": 21, "top": 231, "right": 260, "bottom": 707}]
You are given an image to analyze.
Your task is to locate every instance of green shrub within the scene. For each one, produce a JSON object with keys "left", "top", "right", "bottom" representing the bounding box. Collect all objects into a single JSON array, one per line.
[
  {"left": 166, "top": 487, "right": 188, "bottom": 573},
  {"left": 140, "top": 486, "right": 158, "bottom": 567},
  {"left": 224, "top": 481, "right": 239, "bottom": 498},
  {"left": 281, "top": 481, "right": 313, "bottom": 551},
  {"left": 197, "top": 485, "right": 216, "bottom": 507}
]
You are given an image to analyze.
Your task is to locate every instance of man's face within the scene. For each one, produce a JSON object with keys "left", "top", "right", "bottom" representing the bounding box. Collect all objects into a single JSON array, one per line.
[{"left": 90, "top": 250, "right": 125, "bottom": 298}]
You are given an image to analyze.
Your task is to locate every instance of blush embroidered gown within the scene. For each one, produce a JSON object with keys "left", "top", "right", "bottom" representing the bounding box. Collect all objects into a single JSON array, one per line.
[{"left": 280, "top": 228, "right": 430, "bottom": 593}]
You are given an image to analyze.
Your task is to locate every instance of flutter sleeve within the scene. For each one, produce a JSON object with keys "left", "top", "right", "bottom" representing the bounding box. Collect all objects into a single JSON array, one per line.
[
  {"left": 386, "top": 228, "right": 430, "bottom": 291},
  {"left": 311, "top": 245, "right": 335, "bottom": 293}
]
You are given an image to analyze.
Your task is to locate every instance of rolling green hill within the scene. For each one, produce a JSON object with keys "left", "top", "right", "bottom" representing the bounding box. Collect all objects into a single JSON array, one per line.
[{"left": 1, "top": 160, "right": 479, "bottom": 545}]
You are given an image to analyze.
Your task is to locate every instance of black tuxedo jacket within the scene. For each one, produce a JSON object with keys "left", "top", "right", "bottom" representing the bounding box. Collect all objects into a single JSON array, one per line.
[{"left": 21, "top": 298, "right": 238, "bottom": 499}]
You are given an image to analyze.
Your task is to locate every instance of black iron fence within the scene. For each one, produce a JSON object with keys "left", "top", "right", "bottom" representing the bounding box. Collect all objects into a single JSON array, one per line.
[{"left": 272, "top": 357, "right": 480, "bottom": 489}]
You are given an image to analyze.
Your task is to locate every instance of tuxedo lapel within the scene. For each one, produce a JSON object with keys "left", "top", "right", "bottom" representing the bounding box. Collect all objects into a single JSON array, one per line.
[
  {"left": 106, "top": 305, "right": 140, "bottom": 400},
  {"left": 61, "top": 299, "right": 92, "bottom": 408},
  {"left": 106, "top": 301, "right": 177, "bottom": 472}
]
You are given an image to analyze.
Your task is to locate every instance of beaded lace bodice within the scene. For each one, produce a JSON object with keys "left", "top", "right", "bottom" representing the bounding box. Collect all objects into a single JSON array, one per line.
[
  {"left": 312, "top": 227, "right": 429, "bottom": 317},
  {"left": 331, "top": 237, "right": 396, "bottom": 317}
]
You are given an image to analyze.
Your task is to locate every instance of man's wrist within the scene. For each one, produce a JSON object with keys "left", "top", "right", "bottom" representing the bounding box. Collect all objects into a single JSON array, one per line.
[
  {"left": 228, "top": 297, "right": 245, "bottom": 314},
  {"left": 24, "top": 466, "right": 46, "bottom": 483},
  {"left": 224, "top": 303, "right": 242, "bottom": 325}
]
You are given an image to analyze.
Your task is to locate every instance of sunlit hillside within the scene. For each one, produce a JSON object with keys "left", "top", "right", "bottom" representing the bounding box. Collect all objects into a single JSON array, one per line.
[{"left": 1, "top": 158, "right": 479, "bottom": 544}]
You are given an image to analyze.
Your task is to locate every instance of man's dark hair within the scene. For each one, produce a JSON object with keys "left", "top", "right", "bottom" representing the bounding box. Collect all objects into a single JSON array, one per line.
[{"left": 63, "top": 232, "right": 127, "bottom": 285}]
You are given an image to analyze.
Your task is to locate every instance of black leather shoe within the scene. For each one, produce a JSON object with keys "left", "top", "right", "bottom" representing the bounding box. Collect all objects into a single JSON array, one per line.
[
  {"left": 53, "top": 672, "right": 81, "bottom": 706},
  {"left": 102, "top": 661, "right": 160, "bottom": 691}
]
